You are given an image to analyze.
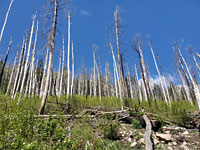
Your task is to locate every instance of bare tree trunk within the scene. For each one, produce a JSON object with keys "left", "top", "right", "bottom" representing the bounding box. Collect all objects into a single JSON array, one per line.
[
  {"left": 40, "top": 47, "right": 49, "bottom": 97},
  {"left": 0, "top": 37, "right": 13, "bottom": 86},
  {"left": 148, "top": 42, "right": 168, "bottom": 104},
  {"left": 135, "top": 64, "right": 142, "bottom": 101},
  {"left": 95, "top": 60, "right": 101, "bottom": 101},
  {"left": 114, "top": 7, "right": 123, "bottom": 110},
  {"left": 59, "top": 36, "right": 65, "bottom": 98},
  {"left": 105, "top": 62, "right": 110, "bottom": 97},
  {"left": 109, "top": 43, "right": 119, "bottom": 97},
  {"left": 126, "top": 64, "right": 133, "bottom": 99},
  {"left": 6, "top": 50, "right": 18, "bottom": 95},
  {"left": 70, "top": 40, "right": 74, "bottom": 96},
  {"left": 18, "top": 14, "right": 36, "bottom": 102},
  {"left": 177, "top": 47, "right": 200, "bottom": 109},
  {"left": 132, "top": 36, "right": 152, "bottom": 107},
  {"left": 0, "top": 0, "right": 14, "bottom": 45},
  {"left": 39, "top": 0, "right": 58, "bottom": 114},
  {"left": 93, "top": 46, "right": 97, "bottom": 97},
  {"left": 12, "top": 39, "right": 27, "bottom": 98},
  {"left": 28, "top": 20, "right": 38, "bottom": 97},
  {"left": 56, "top": 50, "right": 61, "bottom": 96},
  {"left": 66, "top": 14, "right": 71, "bottom": 99}
]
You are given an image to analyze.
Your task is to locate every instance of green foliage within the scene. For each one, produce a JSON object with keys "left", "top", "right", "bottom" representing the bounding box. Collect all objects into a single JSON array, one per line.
[
  {"left": 101, "top": 120, "right": 121, "bottom": 140},
  {"left": 0, "top": 94, "right": 198, "bottom": 149},
  {"left": 132, "top": 119, "right": 142, "bottom": 129}
]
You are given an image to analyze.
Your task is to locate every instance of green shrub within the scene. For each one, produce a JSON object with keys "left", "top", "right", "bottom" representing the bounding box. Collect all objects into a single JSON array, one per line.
[{"left": 132, "top": 119, "right": 142, "bottom": 129}]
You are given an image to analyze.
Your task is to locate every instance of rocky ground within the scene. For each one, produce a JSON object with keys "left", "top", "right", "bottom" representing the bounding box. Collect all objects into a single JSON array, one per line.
[
  {"left": 88, "top": 109, "right": 200, "bottom": 150},
  {"left": 119, "top": 124, "right": 199, "bottom": 150}
]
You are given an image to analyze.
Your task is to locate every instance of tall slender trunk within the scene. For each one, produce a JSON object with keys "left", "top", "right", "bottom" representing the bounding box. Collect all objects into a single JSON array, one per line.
[
  {"left": 0, "top": 37, "right": 13, "bottom": 85},
  {"left": 135, "top": 64, "right": 142, "bottom": 101},
  {"left": 6, "top": 50, "right": 18, "bottom": 95},
  {"left": 70, "top": 40, "right": 74, "bottom": 96},
  {"left": 109, "top": 43, "right": 119, "bottom": 97},
  {"left": 114, "top": 7, "right": 123, "bottom": 110},
  {"left": 0, "top": 0, "right": 14, "bottom": 45},
  {"left": 66, "top": 14, "right": 71, "bottom": 99},
  {"left": 56, "top": 50, "right": 61, "bottom": 96},
  {"left": 28, "top": 20, "right": 38, "bottom": 97},
  {"left": 39, "top": 0, "right": 58, "bottom": 114},
  {"left": 18, "top": 14, "right": 36, "bottom": 102},
  {"left": 93, "top": 46, "right": 97, "bottom": 97},
  {"left": 12, "top": 39, "right": 26, "bottom": 98},
  {"left": 178, "top": 48, "right": 200, "bottom": 109},
  {"left": 59, "top": 36, "right": 65, "bottom": 97},
  {"left": 149, "top": 45, "right": 168, "bottom": 104},
  {"left": 127, "top": 64, "right": 133, "bottom": 99},
  {"left": 40, "top": 47, "right": 49, "bottom": 97}
]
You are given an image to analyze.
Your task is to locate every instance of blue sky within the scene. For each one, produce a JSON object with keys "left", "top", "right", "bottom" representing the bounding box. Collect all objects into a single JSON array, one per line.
[{"left": 0, "top": 0, "right": 200, "bottom": 80}]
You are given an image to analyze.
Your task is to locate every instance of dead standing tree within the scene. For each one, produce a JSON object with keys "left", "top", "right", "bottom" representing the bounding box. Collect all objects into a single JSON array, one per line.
[
  {"left": 114, "top": 6, "right": 124, "bottom": 110},
  {"left": 131, "top": 35, "right": 152, "bottom": 108},
  {"left": 0, "top": 0, "right": 14, "bottom": 45},
  {"left": 39, "top": 0, "right": 58, "bottom": 114}
]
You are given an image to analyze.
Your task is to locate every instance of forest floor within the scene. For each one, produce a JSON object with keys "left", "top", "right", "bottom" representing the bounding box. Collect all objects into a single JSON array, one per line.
[{"left": 0, "top": 95, "right": 199, "bottom": 149}]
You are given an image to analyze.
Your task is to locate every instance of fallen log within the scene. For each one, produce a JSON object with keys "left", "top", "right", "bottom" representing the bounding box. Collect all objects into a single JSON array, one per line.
[{"left": 143, "top": 114, "right": 154, "bottom": 150}]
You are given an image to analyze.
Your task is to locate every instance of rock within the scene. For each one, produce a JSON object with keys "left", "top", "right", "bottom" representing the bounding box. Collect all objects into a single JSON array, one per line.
[
  {"left": 154, "top": 138, "right": 159, "bottom": 145},
  {"left": 168, "top": 146, "right": 173, "bottom": 150},
  {"left": 176, "top": 136, "right": 185, "bottom": 143},
  {"left": 172, "top": 142, "right": 177, "bottom": 146},
  {"left": 130, "top": 141, "right": 137, "bottom": 147},
  {"left": 156, "top": 133, "right": 173, "bottom": 142},
  {"left": 182, "top": 131, "right": 189, "bottom": 135},
  {"left": 138, "top": 138, "right": 145, "bottom": 144},
  {"left": 164, "top": 131, "right": 170, "bottom": 134},
  {"left": 128, "top": 137, "right": 132, "bottom": 142}
]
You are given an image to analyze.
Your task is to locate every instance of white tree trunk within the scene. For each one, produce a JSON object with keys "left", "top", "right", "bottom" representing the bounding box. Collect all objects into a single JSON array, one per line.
[
  {"left": 18, "top": 14, "right": 36, "bottom": 102},
  {"left": 70, "top": 40, "right": 74, "bottom": 96},
  {"left": 39, "top": 0, "right": 58, "bottom": 114},
  {"left": 28, "top": 20, "right": 38, "bottom": 97},
  {"left": 59, "top": 36, "right": 65, "bottom": 98},
  {"left": 66, "top": 14, "right": 71, "bottom": 98},
  {"left": 178, "top": 49, "right": 200, "bottom": 109},
  {"left": 149, "top": 46, "right": 168, "bottom": 104},
  {"left": 93, "top": 46, "right": 97, "bottom": 97},
  {"left": 56, "top": 50, "right": 61, "bottom": 96},
  {"left": 0, "top": 0, "right": 14, "bottom": 45},
  {"left": 6, "top": 50, "right": 18, "bottom": 95},
  {"left": 109, "top": 43, "right": 119, "bottom": 97}
]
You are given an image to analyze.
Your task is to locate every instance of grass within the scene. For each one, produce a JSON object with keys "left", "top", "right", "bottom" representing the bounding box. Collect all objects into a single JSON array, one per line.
[{"left": 0, "top": 94, "right": 198, "bottom": 149}]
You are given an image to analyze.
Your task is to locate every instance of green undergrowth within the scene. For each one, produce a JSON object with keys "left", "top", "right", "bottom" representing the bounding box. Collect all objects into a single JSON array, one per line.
[{"left": 0, "top": 94, "right": 198, "bottom": 149}]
